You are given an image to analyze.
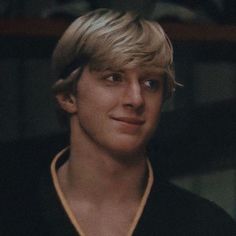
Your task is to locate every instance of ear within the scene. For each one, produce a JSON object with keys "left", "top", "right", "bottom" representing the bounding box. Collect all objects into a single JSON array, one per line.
[{"left": 55, "top": 93, "right": 77, "bottom": 114}]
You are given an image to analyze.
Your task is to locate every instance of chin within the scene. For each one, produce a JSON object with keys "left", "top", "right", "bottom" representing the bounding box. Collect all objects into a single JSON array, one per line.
[{"left": 107, "top": 138, "right": 147, "bottom": 157}]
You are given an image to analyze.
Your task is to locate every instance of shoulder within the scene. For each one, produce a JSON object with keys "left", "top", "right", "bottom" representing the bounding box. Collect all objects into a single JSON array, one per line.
[
  {"left": 157, "top": 180, "right": 229, "bottom": 213},
  {"left": 148, "top": 179, "right": 236, "bottom": 235}
]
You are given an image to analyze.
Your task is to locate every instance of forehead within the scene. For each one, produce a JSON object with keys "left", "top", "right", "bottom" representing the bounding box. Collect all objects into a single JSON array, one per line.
[{"left": 88, "top": 64, "right": 166, "bottom": 77}]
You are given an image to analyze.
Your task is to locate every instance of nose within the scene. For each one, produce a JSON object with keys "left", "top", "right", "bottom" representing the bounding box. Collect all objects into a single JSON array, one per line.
[{"left": 122, "top": 81, "right": 144, "bottom": 111}]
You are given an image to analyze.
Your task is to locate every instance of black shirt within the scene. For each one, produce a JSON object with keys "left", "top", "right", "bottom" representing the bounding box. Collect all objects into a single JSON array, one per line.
[{"left": 2, "top": 149, "right": 236, "bottom": 236}]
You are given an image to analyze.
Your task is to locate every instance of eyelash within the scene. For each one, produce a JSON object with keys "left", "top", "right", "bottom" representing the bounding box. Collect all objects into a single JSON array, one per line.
[
  {"left": 103, "top": 73, "right": 123, "bottom": 83},
  {"left": 102, "top": 73, "right": 161, "bottom": 92},
  {"left": 143, "top": 79, "right": 160, "bottom": 91}
]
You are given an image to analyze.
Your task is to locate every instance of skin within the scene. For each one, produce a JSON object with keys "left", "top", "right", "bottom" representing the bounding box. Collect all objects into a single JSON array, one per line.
[
  {"left": 74, "top": 66, "right": 163, "bottom": 154},
  {"left": 56, "top": 65, "right": 164, "bottom": 235}
]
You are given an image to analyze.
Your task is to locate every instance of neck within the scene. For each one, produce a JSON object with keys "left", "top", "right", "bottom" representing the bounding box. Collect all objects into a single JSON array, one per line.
[{"left": 57, "top": 122, "right": 149, "bottom": 205}]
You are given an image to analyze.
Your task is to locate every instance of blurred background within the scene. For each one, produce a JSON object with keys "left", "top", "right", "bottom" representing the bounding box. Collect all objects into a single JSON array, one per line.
[{"left": 0, "top": 0, "right": 235, "bottom": 218}]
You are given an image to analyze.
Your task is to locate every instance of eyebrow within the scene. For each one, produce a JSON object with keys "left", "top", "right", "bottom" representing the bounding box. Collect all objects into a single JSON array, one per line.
[
  {"left": 140, "top": 70, "right": 165, "bottom": 78},
  {"left": 94, "top": 70, "right": 125, "bottom": 77},
  {"left": 142, "top": 67, "right": 166, "bottom": 74},
  {"left": 96, "top": 68, "right": 165, "bottom": 78},
  {"left": 103, "top": 69, "right": 125, "bottom": 74}
]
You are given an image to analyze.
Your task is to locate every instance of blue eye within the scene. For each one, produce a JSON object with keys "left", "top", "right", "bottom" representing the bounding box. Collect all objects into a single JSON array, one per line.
[{"left": 144, "top": 79, "right": 160, "bottom": 91}]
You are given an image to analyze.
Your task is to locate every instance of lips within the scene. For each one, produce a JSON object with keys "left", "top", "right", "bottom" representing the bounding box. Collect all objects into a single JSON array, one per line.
[{"left": 112, "top": 117, "right": 145, "bottom": 125}]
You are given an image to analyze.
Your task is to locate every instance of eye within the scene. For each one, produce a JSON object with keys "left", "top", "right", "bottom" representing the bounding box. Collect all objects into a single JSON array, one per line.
[
  {"left": 143, "top": 79, "right": 161, "bottom": 91},
  {"left": 104, "top": 73, "right": 122, "bottom": 83}
]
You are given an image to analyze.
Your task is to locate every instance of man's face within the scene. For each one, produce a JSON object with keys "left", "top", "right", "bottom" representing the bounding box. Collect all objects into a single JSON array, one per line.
[{"left": 72, "top": 65, "right": 164, "bottom": 156}]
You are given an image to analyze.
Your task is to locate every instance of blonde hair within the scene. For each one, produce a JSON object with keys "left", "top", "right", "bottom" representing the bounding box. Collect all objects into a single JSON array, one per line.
[{"left": 52, "top": 8, "right": 178, "bottom": 100}]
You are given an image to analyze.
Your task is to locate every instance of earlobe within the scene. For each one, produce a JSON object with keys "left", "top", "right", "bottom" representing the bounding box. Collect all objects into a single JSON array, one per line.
[{"left": 56, "top": 93, "right": 77, "bottom": 114}]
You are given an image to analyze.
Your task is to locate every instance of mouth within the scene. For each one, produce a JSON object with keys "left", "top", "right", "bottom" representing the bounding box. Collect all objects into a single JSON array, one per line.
[{"left": 111, "top": 117, "right": 145, "bottom": 125}]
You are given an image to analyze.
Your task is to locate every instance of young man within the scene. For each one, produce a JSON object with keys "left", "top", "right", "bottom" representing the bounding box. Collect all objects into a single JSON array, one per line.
[{"left": 17, "top": 8, "right": 235, "bottom": 236}]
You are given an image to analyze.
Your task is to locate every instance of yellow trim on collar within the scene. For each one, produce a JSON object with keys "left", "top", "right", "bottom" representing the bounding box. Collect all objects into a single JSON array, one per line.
[
  {"left": 127, "top": 159, "right": 153, "bottom": 235},
  {"left": 51, "top": 147, "right": 86, "bottom": 236}
]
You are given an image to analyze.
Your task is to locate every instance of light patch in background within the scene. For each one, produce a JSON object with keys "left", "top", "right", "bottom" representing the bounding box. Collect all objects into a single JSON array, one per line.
[{"left": 172, "top": 169, "right": 236, "bottom": 219}]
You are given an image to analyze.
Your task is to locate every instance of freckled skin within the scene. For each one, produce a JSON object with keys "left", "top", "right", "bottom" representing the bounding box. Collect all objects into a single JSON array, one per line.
[{"left": 72, "top": 66, "right": 164, "bottom": 156}]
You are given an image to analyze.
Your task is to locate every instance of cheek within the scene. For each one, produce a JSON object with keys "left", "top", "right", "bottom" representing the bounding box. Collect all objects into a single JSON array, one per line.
[
  {"left": 147, "top": 95, "right": 163, "bottom": 119},
  {"left": 75, "top": 85, "right": 118, "bottom": 123}
]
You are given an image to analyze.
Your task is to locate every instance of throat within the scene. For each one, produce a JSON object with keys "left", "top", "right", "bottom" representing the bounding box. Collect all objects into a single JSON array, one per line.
[
  {"left": 67, "top": 196, "right": 141, "bottom": 236},
  {"left": 57, "top": 154, "right": 149, "bottom": 205}
]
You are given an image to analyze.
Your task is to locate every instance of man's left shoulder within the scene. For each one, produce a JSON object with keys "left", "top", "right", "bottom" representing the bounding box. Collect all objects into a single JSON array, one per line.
[{"left": 150, "top": 179, "right": 236, "bottom": 235}]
